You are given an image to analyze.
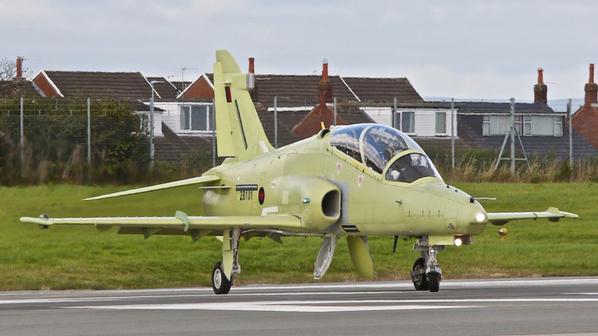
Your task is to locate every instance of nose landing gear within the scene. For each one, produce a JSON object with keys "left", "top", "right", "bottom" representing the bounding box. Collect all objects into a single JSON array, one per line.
[{"left": 410, "top": 237, "right": 443, "bottom": 292}]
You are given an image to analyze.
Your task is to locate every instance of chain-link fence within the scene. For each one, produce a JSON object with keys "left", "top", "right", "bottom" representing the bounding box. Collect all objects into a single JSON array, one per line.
[
  {"left": 0, "top": 97, "right": 154, "bottom": 185},
  {"left": 266, "top": 95, "right": 598, "bottom": 182}
]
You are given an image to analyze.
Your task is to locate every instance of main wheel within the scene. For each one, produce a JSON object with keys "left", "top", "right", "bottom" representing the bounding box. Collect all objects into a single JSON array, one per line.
[
  {"left": 212, "top": 261, "right": 232, "bottom": 295},
  {"left": 411, "top": 257, "right": 429, "bottom": 291},
  {"left": 427, "top": 272, "right": 441, "bottom": 292}
]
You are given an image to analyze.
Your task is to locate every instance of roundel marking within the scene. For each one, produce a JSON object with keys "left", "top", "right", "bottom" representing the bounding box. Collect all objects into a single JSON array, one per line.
[{"left": 258, "top": 187, "right": 265, "bottom": 205}]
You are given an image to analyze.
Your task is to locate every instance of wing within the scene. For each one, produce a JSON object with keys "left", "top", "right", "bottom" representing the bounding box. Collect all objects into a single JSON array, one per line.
[
  {"left": 20, "top": 212, "right": 302, "bottom": 231},
  {"left": 84, "top": 175, "right": 221, "bottom": 201},
  {"left": 20, "top": 212, "right": 304, "bottom": 238},
  {"left": 487, "top": 207, "right": 578, "bottom": 226}
]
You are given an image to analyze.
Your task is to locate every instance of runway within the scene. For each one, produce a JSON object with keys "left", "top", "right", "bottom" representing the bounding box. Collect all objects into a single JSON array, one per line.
[{"left": 2, "top": 278, "right": 598, "bottom": 336}]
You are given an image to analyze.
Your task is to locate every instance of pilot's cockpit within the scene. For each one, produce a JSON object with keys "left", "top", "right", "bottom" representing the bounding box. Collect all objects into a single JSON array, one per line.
[{"left": 329, "top": 124, "right": 442, "bottom": 183}]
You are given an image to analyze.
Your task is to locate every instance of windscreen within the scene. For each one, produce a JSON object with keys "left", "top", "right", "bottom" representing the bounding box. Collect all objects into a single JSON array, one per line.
[{"left": 385, "top": 153, "right": 441, "bottom": 183}]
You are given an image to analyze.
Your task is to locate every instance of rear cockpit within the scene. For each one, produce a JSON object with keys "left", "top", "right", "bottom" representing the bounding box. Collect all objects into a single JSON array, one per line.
[{"left": 329, "top": 123, "right": 442, "bottom": 183}]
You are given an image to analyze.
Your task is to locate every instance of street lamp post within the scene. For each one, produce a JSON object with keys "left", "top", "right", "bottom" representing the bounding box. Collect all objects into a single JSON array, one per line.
[{"left": 149, "top": 80, "right": 163, "bottom": 169}]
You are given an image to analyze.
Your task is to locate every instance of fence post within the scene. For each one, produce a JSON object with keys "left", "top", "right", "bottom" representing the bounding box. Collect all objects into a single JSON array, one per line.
[
  {"left": 87, "top": 97, "right": 91, "bottom": 165},
  {"left": 211, "top": 99, "right": 216, "bottom": 167},
  {"left": 274, "top": 96, "right": 278, "bottom": 148},
  {"left": 333, "top": 97, "right": 337, "bottom": 126},
  {"left": 19, "top": 96, "right": 24, "bottom": 168},
  {"left": 510, "top": 97, "right": 516, "bottom": 175},
  {"left": 392, "top": 97, "right": 397, "bottom": 128},
  {"left": 568, "top": 98, "right": 573, "bottom": 176},
  {"left": 450, "top": 98, "right": 455, "bottom": 169}
]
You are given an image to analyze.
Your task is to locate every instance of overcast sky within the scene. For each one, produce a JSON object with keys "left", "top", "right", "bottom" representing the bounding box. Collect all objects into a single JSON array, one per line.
[{"left": 2, "top": 0, "right": 597, "bottom": 101}]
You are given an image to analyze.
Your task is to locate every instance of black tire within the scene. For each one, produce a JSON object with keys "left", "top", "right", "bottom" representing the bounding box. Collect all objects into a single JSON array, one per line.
[
  {"left": 427, "top": 272, "right": 441, "bottom": 293},
  {"left": 411, "top": 257, "right": 429, "bottom": 291},
  {"left": 212, "top": 261, "right": 232, "bottom": 295}
]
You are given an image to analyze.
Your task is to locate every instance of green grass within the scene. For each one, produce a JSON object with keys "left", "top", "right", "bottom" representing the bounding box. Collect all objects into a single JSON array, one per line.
[{"left": 1, "top": 183, "right": 597, "bottom": 290}]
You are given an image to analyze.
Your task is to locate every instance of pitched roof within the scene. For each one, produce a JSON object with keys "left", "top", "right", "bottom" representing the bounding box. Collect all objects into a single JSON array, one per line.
[
  {"left": 0, "top": 80, "right": 40, "bottom": 98},
  {"left": 170, "top": 81, "right": 192, "bottom": 92},
  {"left": 252, "top": 75, "right": 359, "bottom": 107},
  {"left": 146, "top": 77, "right": 179, "bottom": 100},
  {"left": 341, "top": 77, "right": 423, "bottom": 104},
  {"left": 43, "top": 71, "right": 153, "bottom": 100},
  {"left": 396, "top": 101, "right": 561, "bottom": 114}
]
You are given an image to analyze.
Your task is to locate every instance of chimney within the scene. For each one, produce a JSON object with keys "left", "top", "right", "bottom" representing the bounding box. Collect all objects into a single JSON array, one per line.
[
  {"left": 248, "top": 57, "right": 255, "bottom": 74},
  {"left": 247, "top": 57, "right": 255, "bottom": 91},
  {"left": 318, "top": 59, "right": 332, "bottom": 106},
  {"left": 533, "top": 68, "right": 547, "bottom": 104},
  {"left": 585, "top": 63, "right": 598, "bottom": 106},
  {"left": 15, "top": 56, "right": 24, "bottom": 80}
]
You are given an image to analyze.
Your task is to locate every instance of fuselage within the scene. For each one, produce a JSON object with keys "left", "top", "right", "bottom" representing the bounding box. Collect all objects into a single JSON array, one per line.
[{"left": 202, "top": 124, "right": 488, "bottom": 238}]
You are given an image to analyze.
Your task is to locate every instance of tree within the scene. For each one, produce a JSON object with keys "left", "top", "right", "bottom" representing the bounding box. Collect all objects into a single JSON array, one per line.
[{"left": 0, "top": 58, "right": 17, "bottom": 80}]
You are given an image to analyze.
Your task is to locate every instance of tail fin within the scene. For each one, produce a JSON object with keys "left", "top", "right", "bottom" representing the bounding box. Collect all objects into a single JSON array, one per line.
[{"left": 213, "top": 50, "right": 273, "bottom": 160}]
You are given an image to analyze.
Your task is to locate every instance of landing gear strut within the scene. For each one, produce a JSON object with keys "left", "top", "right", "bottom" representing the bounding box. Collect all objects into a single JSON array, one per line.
[
  {"left": 410, "top": 237, "right": 443, "bottom": 292},
  {"left": 211, "top": 229, "right": 241, "bottom": 295}
]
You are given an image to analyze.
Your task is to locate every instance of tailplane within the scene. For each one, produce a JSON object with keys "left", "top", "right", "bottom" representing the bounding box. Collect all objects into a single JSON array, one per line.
[{"left": 213, "top": 50, "right": 273, "bottom": 160}]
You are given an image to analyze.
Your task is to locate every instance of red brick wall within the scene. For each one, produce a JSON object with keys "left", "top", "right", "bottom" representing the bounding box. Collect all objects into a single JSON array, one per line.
[
  {"left": 572, "top": 105, "right": 598, "bottom": 149},
  {"left": 181, "top": 77, "right": 214, "bottom": 100}
]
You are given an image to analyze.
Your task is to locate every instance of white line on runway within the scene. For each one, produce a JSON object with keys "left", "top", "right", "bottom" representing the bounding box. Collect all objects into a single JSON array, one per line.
[
  {"left": 72, "top": 302, "right": 482, "bottom": 313},
  {"left": 0, "top": 291, "right": 403, "bottom": 305},
  {"left": 2, "top": 277, "right": 598, "bottom": 297},
  {"left": 68, "top": 297, "right": 598, "bottom": 313}
]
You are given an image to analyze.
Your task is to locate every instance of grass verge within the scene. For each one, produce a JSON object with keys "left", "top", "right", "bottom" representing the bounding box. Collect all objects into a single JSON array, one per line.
[{"left": 0, "top": 183, "right": 597, "bottom": 290}]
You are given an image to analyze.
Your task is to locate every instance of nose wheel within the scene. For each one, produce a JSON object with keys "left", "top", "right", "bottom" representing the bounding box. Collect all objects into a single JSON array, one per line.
[
  {"left": 212, "top": 261, "right": 232, "bottom": 295},
  {"left": 410, "top": 237, "right": 442, "bottom": 292}
]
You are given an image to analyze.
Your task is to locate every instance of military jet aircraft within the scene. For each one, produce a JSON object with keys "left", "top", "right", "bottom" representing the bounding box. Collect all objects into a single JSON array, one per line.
[{"left": 21, "top": 50, "right": 578, "bottom": 294}]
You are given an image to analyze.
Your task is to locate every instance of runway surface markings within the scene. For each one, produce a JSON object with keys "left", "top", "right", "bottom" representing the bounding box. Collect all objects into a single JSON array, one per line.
[
  {"left": 72, "top": 301, "right": 481, "bottom": 313},
  {"left": 68, "top": 297, "right": 598, "bottom": 313},
  {"left": 0, "top": 291, "right": 403, "bottom": 305},
  {"left": 2, "top": 277, "right": 597, "bottom": 297}
]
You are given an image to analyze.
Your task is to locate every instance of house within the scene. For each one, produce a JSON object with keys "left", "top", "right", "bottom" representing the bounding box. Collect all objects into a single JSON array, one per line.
[
  {"left": 572, "top": 64, "right": 598, "bottom": 150},
  {"left": 30, "top": 70, "right": 164, "bottom": 136},
  {"left": 400, "top": 68, "right": 597, "bottom": 159},
  {"left": 162, "top": 57, "right": 425, "bottom": 147}
]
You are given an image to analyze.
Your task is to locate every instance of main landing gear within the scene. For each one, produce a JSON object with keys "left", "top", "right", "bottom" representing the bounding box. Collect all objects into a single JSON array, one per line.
[
  {"left": 410, "top": 237, "right": 443, "bottom": 292},
  {"left": 211, "top": 229, "right": 241, "bottom": 295}
]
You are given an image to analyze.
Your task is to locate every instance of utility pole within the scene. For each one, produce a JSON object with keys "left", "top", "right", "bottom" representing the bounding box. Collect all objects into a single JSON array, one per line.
[
  {"left": 510, "top": 97, "right": 516, "bottom": 174},
  {"left": 19, "top": 96, "right": 24, "bottom": 166},
  {"left": 392, "top": 97, "right": 397, "bottom": 129},
  {"left": 87, "top": 97, "right": 91, "bottom": 165},
  {"left": 333, "top": 97, "right": 337, "bottom": 126},
  {"left": 568, "top": 98, "right": 573, "bottom": 174},
  {"left": 451, "top": 98, "right": 455, "bottom": 169},
  {"left": 149, "top": 80, "right": 163, "bottom": 169},
  {"left": 274, "top": 96, "right": 278, "bottom": 148}
]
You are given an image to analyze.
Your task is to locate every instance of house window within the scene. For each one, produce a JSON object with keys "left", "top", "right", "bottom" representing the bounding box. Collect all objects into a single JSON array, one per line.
[
  {"left": 554, "top": 116, "right": 563, "bottom": 137},
  {"left": 401, "top": 112, "right": 415, "bottom": 133},
  {"left": 435, "top": 112, "right": 446, "bottom": 134},
  {"left": 392, "top": 110, "right": 401, "bottom": 130},
  {"left": 180, "top": 105, "right": 210, "bottom": 131},
  {"left": 523, "top": 115, "right": 532, "bottom": 136}
]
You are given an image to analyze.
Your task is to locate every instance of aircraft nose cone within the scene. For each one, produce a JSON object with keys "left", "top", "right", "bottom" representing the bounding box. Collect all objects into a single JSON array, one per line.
[{"left": 457, "top": 204, "right": 488, "bottom": 234}]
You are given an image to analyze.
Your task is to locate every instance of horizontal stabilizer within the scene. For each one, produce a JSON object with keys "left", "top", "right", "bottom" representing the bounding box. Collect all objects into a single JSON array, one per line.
[
  {"left": 84, "top": 175, "right": 221, "bottom": 201},
  {"left": 487, "top": 207, "right": 578, "bottom": 225}
]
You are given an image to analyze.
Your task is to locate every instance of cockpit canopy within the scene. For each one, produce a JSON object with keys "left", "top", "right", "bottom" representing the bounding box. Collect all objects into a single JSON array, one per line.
[{"left": 329, "top": 124, "right": 442, "bottom": 183}]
